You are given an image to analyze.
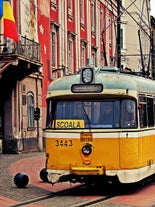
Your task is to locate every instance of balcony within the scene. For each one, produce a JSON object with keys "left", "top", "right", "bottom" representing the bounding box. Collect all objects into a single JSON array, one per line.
[
  {"left": 0, "top": 35, "right": 42, "bottom": 80},
  {"left": 0, "top": 35, "right": 40, "bottom": 63}
]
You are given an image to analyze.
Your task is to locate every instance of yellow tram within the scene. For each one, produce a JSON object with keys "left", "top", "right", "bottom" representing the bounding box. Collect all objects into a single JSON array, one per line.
[{"left": 45, "top": 66, "right": 155, "bottom": 184}]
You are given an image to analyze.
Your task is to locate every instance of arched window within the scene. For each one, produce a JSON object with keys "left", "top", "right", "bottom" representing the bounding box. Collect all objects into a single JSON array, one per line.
[{"left": 27, "top": 92, "right": 34, "bottom": 128}]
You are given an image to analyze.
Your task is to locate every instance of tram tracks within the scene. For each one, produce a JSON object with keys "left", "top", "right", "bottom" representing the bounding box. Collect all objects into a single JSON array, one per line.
[
  {"left": 7, "top": 183, "right": 114, "bottom": 207},
  {"left": 68, "top": 195, "right": 113, "bottom": 207},
  {"left": 7, "top": 176, "right": 153, "bottom": 207},
  {"left": 7, "top": 180, "right": 151, "bottom": 207},
  {"left": 6, "top": 170, "right": 155, "bottom": 207},
  {"left": 7, "top": 184, "right": 88, "bottom": 207}
]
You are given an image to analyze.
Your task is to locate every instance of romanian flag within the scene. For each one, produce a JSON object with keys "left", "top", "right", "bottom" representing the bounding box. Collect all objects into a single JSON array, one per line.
[{"left": 2, "top": 0, "right": 19, "bottom": 41}]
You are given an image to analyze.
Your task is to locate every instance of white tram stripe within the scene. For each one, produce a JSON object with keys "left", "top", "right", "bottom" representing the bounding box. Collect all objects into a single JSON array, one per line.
[{"left": 45, "top": 129, "right": 155, "bottom": 139}]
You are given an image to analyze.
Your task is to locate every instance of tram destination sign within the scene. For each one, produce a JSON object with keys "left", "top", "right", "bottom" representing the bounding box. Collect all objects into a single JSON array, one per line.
[{"left": 71, "top": 84, "right": 103, "bottom": 93}]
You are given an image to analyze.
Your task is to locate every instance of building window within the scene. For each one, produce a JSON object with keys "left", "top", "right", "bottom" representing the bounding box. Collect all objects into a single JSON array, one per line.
[
  {"left": 120, "top": 28, "right": 123, "bottom": 49},
  {"left": 27, "top": 92, "right": 34, "bottom": 128},
  {"left": 91, "top": 48, "right": 97, "bottom": 66},
  {"left": 68, "top": 40, "right": 73, "bottom": 73},
  {"left": 68, "top": 0, "right": 72, "bottom": 18},
  {"left": 109, "top": 17, "right": 112, "bottom": 48},
  {"left": 68, "top": 0, "right": 72, "bottom": 9},
  {"left": 81, "top": 41, "right": 87, "bottom": 67},
  {"left": 81, "top": 46, "right": 85, "bottom": 66},
  {"left": 51, "top": 32, "right": 56, "bottom": 67},
  {"left": 80, "top": 0, "right": 84, "bottom": 23},
  {"left": 51, "top": 23, "right": 59, "bottom": 77},
  {"left": 100, "top": 51, "right": 104, "bottom": 66},
  {"left": 100, "top": 9, "right": 104, "bottom": 35},
  {"left": 91, "top": 1, "right": 95, "bottom": 32}
]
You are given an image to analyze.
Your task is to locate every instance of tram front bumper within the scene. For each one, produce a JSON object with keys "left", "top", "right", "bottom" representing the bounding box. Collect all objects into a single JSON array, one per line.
[
  {"left": 47, "top": 166, "right": 105, "bottom": 184},
  {"left": 71, "top": 166, "right": 105, "bottom": 175},
  {"left": 47, "top": 169, "right": 70, "bottom": 184}
]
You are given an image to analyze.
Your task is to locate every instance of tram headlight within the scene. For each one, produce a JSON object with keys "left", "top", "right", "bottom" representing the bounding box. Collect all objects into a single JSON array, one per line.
[
  {"left": 82, "top": 143, "right": 92, "bottom": 155},
  {"left": 81, "top": 68, "right": 93, "bottom": 83}
]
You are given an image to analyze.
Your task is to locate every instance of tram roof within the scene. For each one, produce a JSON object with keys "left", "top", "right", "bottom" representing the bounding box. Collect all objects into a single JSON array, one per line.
[{"left": 47, "top": 67, "right": 155, "bottom": 94}]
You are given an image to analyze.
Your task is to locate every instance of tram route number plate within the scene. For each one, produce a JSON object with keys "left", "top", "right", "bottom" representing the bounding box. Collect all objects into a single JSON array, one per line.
[{"left": 80, "top": 132, "right": 93, "bottom": 142}]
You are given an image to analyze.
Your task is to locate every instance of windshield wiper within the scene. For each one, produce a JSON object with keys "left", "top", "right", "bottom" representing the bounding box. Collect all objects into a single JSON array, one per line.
[{"left": 81, "top": 102, "right": 91, "bottom": 131}]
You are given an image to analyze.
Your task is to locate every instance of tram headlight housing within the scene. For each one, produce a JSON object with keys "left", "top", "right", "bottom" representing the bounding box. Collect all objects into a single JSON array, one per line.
[
  {"left": 81, "top": 68, "right": 94, "bottom": 83},
  {"left": 82, "top": 143, "right": 92, "bottom": 155}
]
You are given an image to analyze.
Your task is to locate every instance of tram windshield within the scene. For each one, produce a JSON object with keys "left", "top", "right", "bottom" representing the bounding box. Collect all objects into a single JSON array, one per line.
[{"left": 46, "top": 99, "right": 137, "bottom": 129}]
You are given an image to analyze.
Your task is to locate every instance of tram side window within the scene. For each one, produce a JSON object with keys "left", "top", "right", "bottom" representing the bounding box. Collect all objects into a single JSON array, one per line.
[
  {"left": 139, "top": 96, "right": 154, "bottom": 128},
  {"left": 139, "top": 104, "right": 147, "bottom": 128},
  {"left": 147, "top": 97, "right": 154, "bottom": 127},
  {"left": 139, "top": 96, "right": 147, "bottom": 128},
  {"left": 46, "top": 100, "right": 53, "bottom": 128},
  {"left": 154, "top": 98, "right": 155, "bottom": 124},
  {"left": 121, "top": 100, "right": 137, "bottom": 128}
]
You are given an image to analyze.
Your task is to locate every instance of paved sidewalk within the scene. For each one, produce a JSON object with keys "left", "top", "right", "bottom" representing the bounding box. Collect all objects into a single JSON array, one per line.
[{"left": 0, "top": 152, "right": 75, "bottom": 207}]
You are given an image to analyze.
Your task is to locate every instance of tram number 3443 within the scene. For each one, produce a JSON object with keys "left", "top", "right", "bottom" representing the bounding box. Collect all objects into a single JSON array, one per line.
[{"left": 55, "top": 139, "right": 73, "bottom": 147}]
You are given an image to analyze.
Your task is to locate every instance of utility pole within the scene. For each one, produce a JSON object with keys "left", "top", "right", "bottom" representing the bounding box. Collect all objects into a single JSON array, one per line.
[{"left": 117, "top": 0, "right": 121, "bottom": 69}]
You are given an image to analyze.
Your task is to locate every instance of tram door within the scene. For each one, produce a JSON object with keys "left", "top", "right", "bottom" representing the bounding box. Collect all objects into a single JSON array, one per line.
[
  {"left": 119, "top": 132, "right": 139, "bottom": 169},
  {"left": 119, "top": 99, "right": 139, "bottom": 168}
]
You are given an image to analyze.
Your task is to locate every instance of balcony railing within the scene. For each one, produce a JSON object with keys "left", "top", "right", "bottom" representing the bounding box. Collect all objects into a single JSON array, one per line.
[{"left": 0, "top": 35, "right": 40, "bottom": 63}]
